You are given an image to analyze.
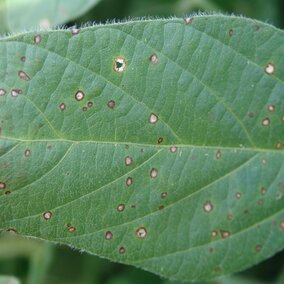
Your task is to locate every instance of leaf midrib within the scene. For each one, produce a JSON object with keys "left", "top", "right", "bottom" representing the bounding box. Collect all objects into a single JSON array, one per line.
[{"left": 0, "top": 136, "right": 283, "bottom": 153}]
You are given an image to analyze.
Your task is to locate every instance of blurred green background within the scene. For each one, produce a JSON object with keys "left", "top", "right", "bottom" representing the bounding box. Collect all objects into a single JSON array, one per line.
[{"left": 0, "top": 0, "right": 284, "bottom": 283}]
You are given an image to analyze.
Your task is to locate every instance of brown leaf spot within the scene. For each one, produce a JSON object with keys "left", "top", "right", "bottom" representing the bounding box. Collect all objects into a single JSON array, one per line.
[
  {"left": 87, "top": 101, "right": 93, "bottom": 108},
  {"left": 248, "top": 112, "right": 254, "bottom": 118},
  {"left": 159, "top": 205, "right": 165, "bottom": 210},
  {"left": 220, "top": 230, "right": 230, "bottom": 239},
  {"left": 119, "top": 246, "right": 126, "bottom": 254},
  {"left": 235, "top": 192, "right": 241, "bottom": 199},
  {"left": 255, "top": 244, "right": 262, "bottom": 252},
  {"left": 126, "top": 177, "right": 133, "bottom": 187},
  {"left": 82, "top": 106, "right": 88, "bottom": 112},
  {"left": 149, "top": 113, "right": 158, "bottom": 124},
  {"left": 71, "top": 28, "right": 80, "bottom": 36},
  {"left": 105, "top": 231, "right": 113, "bottom": 240},
  {"left": 216, "top": 150, "right": 222, "bottom": 160},
  {"left": 18, "top": 70, "right": 30, "bottom": 81},
  {"left": 265, "top": 63, "right": 275, "bottom": 75},
  {"left": 280, "top": 221, "right": 284, "bottom": 230},
  {"left": 157, "top": 137, "right": 163, "bottom": 144},
  {"left": 117, "top": 204, "right": 125, "bottom": 212},
  {"left": 59, "top": 103, "right": 66, "bottom": 111},
  {"left": 150, "top": 168, "right": 158, "bottom": 178},
  {"left": 276, "top": 143, "right": 282, "bottom": 149},
  {"left": 75, "top": 90, "right": 85, "bottom": 101},
  {"left": 211, "top": 230, "right": 218, "bottom": 237},
  {"left": 267, "top": 104, "right": 275, "bottom": 112},
  {"left": 0, "top": 89, "right": 6, "bottom": 96},
  {"left": 125, "top": 156, "right": 133, "bottom": 166},
  {"left": 260, "top": 187, "right": 267, "bottom": 195},
  {"left": 228, "top": 29, "right": 233, "bottom": 36},
  {"left": 20, "top": 56, "right": 26, "bottom": 62},
  {"left": 184, "top": 17, "right": 193, "bottom": 24},
  {"left": 170, "top": 146, "right": 177, "bottom": 153},
  {"left": 0, "top": 182, "right": 6, "bottom": 189},
  {"left": 107, "top": 100, "right": 115, "bottom": 109},
  {"left": 43, "top": 211, "right": 52, "bottom": 220},
  {"left": 11, "top": 89, "right": 22, "bottom": 97},
  {"left": 262, "top": 117, "right": 270, "bottom": 126},
  {"left": 150, "top": 54, "right": 158, "bottom": 64},
  {"left": 136, "top": 227, "right": 147, "bottom": 239},
  {"left": 161, "top": 192, "right": 167, "bottom": 199},
  {"left": 67, "top": 225, "right": 76, "bottom": 233},
  {"left": 114, "top": 57, "right": 126, "bottom": 72},
  {"left": 227, "top": 214, "right": 233, "bottom": 221},
  {"left": 24, "top": 149, "right": 31, "bottom": 157},
  {"left": 203, "top": 201, "right": 214, "bottom": 213},
  {"left": 34, "top": 34, "right": 42, "bottom": 44}
]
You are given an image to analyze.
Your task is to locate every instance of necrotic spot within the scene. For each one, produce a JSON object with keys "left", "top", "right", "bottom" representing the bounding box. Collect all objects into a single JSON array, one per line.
[
  {"left": 87, "top": 101, "right": 93, "bottom": 108},
  {"left": 11, "top": 89, "right": 22, "bottom": 97},
  {"left": 117, "top": 204, "right": 125, "bottom": 212},
  {"left": 268, "top": 105, "right": 275, "bottom": 112},
  {"left": 136, "top": 227, "right": 147, "bottom": 239},
  {"left": 18, "top": 70, "right": 30, "bottom": 81},
  {"left": 75, "top": 90, "right": 85, "bottom": 101},
  {"left": 126, "top": 177, "right": 133, "bottom": 186},
  {"left": 114, "top": 57, "right": 126, "bottom": 72},
  {"left": 34, "top": 34, "right": 42, "bottom": 44},
  {"left": 43, "top": 211, "right": 52, "bottom": 220},
  {"left": 71, "top": 28, "right": 80, "bottom": 36},
  {"left": 107, "top": 100, "right": 115, "bottom": 109},
  {"left": 149, "top": 113, "right": 158, "bottom": 124},
  {"left": 67, "top": 225, "right": 76, "bottom": 233},
  {"left": 105, "top": 231, "right": 113, "bottom": 240},
  {"left": 203, "top": 201, "right": 214, "bottom": 213},
  {"left": 184, "top": 17, "right": 193, "bottom": 24},
  {"left": 59, "top": 103, "right": 66, "bottom": 111},
  {"left": 170, "top": 146, "right": 177, "bottom": 153},
  {"left": 150, "top": 54, "right": 158, "bottom": 64},
  {"left": 216, "top": 150, "right": 222, "bottom": 160},
  {"left": 161, "top": 192, "right": 167, "bottom": 199},
  {"left": 265, "top": 63, "right": 275, "bottom": 75},
  {"left": 0, "top": 182, "right": 6, "bottom": 189},
  {"left": 262, "top": 117, "right": 270, "bottom": 126},
  {"left": 119, "top": 246, "right": 126, "bottom": 254},
  {"left": 220, "top": 230, "right": 230, "bottom": 239},
  {"left": 24, "top": 149, "right": 31, "bottom": 157},
  {"left": 125, "top": 156, "right": 133, "bottom": 166},
  {"left": 150, "top": 168, "right": 158, "bottom": 178},
  {"left": 0, "top": 89, "right": 6, "bottom": 96}
]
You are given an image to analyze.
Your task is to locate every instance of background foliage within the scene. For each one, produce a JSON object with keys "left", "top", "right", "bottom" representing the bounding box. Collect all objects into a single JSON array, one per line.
[{"left": 0, "top": 0, "right": 283, "bottom": 283}]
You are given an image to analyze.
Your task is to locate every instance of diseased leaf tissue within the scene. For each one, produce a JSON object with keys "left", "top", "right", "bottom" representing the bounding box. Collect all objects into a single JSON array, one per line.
[{"left": 0, "top": 15, "right": 284, "bottom": 281}]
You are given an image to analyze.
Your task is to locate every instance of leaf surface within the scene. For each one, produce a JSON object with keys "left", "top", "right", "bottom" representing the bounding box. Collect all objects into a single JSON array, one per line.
[
  {"left": 0, "top": 16, "right": 284, "bottom": 281},
  {"left": 0, "top": 0, "right": 101, "bottom": 34}
]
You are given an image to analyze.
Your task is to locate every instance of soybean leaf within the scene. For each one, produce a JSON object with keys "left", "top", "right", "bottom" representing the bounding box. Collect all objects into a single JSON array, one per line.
[
  {"left": 0, "top": 15, "right": 284, "bottom": 282},
  {"left": 0, "top": 276, "right": 21, "bottom": 284},
  {"left": 0, "top": 0, "right": 101, "bottom": 34}
]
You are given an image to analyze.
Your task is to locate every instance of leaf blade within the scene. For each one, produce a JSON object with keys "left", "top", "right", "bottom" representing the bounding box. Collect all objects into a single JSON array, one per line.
[{"left": 0, "top": 16, "right": 284, "bottom": 281}]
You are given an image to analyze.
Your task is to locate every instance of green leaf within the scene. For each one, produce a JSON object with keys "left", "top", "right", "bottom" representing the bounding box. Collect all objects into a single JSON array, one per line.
[
  {"left": 0, "top": 0, "right": 101, "bottom": 34},
  {"left": 0, "top": 276, "right": 21, "bottom": 284},
  {"left": 0, "top": 15, "right": 284, "bottom": 282}
]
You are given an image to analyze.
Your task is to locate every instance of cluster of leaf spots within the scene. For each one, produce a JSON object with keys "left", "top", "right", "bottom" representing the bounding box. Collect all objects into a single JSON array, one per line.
[{"left": 0, "top": 16, "right": 284, "bottom": 281}]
